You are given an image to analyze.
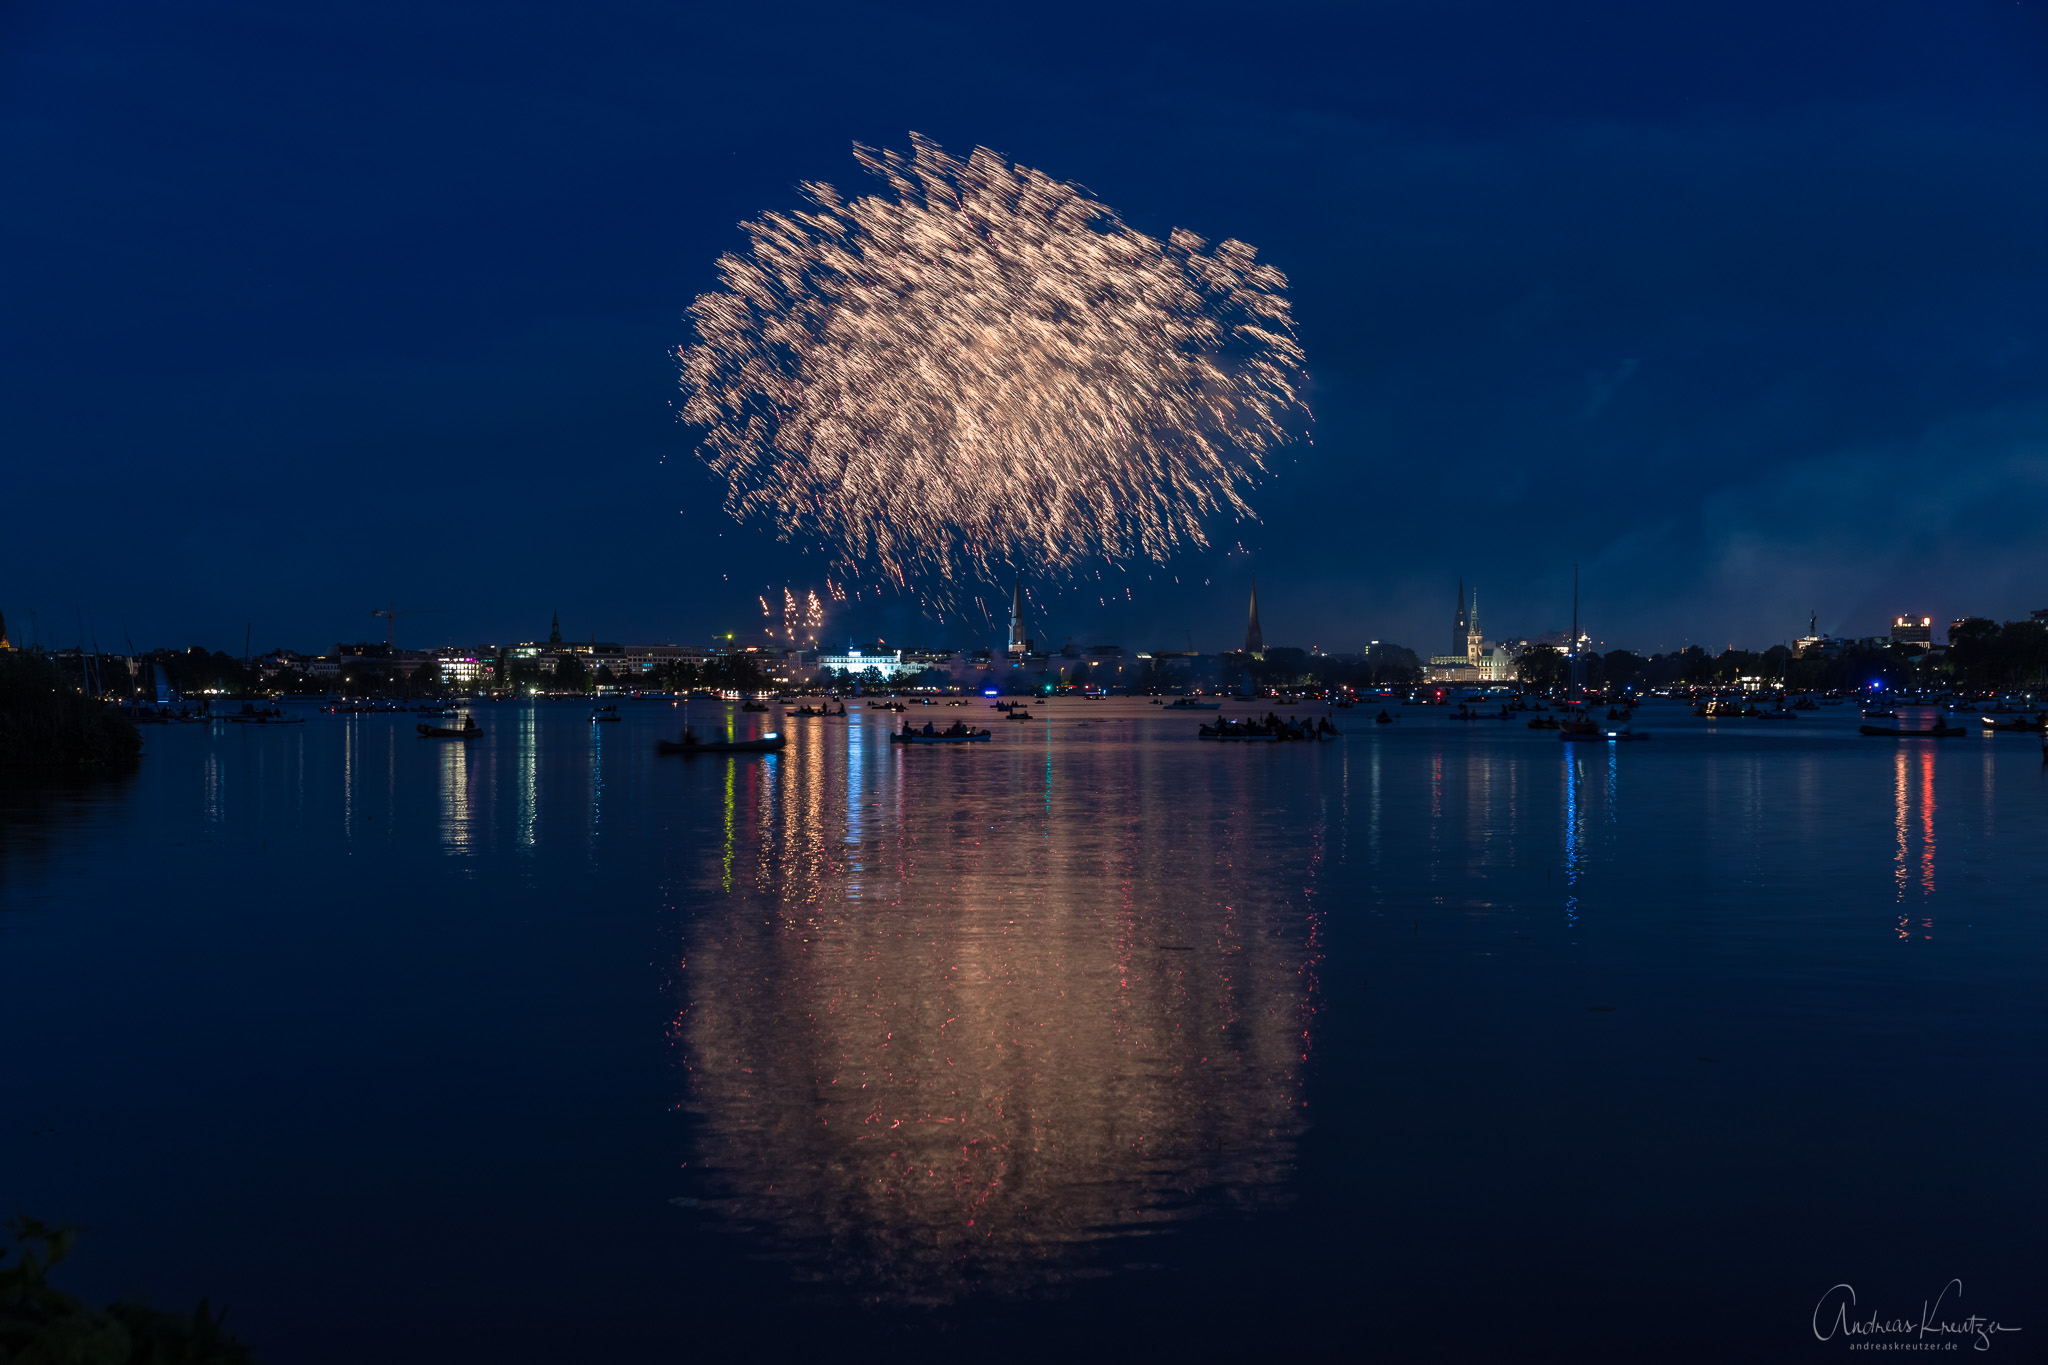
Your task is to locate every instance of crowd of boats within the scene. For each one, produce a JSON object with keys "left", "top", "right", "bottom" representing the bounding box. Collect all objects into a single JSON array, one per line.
[
  {"left": 139, "top": 683, "right": 2048, "bottom": 758},
  {"left": 1198, "top": 714, "right": 1341, "bottom": 742}
]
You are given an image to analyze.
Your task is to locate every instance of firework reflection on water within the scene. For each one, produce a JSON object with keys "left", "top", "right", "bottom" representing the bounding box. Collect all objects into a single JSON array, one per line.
[{"left": 673, "top": 727, "right": 1321, "bottom": 1303}]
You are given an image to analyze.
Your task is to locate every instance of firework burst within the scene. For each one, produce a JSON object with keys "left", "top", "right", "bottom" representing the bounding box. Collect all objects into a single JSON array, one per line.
[{"left": 678, "top": 134, "right": 1306, "bottom": 603}]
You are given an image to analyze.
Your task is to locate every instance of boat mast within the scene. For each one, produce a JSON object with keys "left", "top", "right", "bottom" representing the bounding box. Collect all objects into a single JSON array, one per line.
[{"left": 1568, "top": 563, "right": 1583, "bottom": 698}]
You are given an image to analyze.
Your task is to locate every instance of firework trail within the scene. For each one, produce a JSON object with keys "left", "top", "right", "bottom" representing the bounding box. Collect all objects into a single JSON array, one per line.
[{"left": 679, "top": 134, "right": 1306, "bottom": 604}]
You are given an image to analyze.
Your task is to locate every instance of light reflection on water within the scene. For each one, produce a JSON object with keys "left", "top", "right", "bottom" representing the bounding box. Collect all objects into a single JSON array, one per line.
[
  {"left": 440, "top": 739, "right": 470, "bottom": 854},
  {"left": 677, "top": 730, "right": 1322, "bottom": 1301}
]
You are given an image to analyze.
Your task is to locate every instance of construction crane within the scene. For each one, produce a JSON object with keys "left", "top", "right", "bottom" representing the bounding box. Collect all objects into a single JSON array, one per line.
[{"left": 372, "top": 603, "right": 449, "bottom": 649}]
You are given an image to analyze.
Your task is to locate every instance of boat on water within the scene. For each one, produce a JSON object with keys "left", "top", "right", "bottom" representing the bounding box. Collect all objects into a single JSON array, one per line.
[
  {"left": 740, "top": 701, "right": 771, "bottom": 713},
  {"left": 225, "top": 704, "right": 304, "bottom": 726},
  {"left": 591, "top": 705, "right": 621, "bottom": 723},
  {"left": 1860, "top": 718, "right": 1966, "bottom": 738},
  {"left": 1980, "top": 713, "right": 2046, "bottom": 733},
  {"left": 657, "top": 729, "right": 785, "bottom": 754},
  {"left": 1164, "top": 697, "right": 1221, "bottom": 711},
  {"left": 1199, "top": 716, "right": 1336, "bottom": 742},
  {"left": 790, "top": 704, "right": 847, "bottom": 717},
  {"left": 1005, "top": 709, "right": 1036, "bottom": 720},
  {"left": 1557, "top": 714, "right": 1603, "bottom": 741},
  {"left": 1198, "top": 725, "right": 1277, "bottom": 742},
  {"left": 418, "top": 718, "right": 481, "bottom": 739},
  {"left": 1375, "top": 709, "right": 1395, "bottom": 724},
  {"left": 891, "top": 722, "right": 992, "bottom": 743}
]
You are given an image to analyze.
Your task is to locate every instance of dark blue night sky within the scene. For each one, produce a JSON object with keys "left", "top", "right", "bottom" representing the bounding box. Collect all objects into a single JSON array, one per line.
[{"left": 6, "top": 1, "right": 2046, "bottom": 659}]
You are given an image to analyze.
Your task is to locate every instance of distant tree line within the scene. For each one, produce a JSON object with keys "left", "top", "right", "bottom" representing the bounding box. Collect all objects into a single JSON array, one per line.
[
  {"left": 0, "top": 653, "right": 142, "bottom": 769},
  {"left": 1944, "top": 617, "right": 2048, "bottom": 690},
  {"left": 1515, "top": 615, "right": 2048, "bottom": 695}
]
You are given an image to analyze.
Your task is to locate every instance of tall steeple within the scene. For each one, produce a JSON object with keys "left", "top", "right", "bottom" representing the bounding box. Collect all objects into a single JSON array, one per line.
[
  {"left": 1453, "top": 576, "right": 1469, "bottom": 656},
  {"left": 1466, "top": 588, "right": 1482, "bottom": 667},
  {"left": 1008, "top": 577, "right": 1028, "bottom": 654},
  {"left": 549, "top": 610, "right": 561, "bottom": 645},
  {"left": 1245, "top": 577, "right": 1264, "bottom": 658}
]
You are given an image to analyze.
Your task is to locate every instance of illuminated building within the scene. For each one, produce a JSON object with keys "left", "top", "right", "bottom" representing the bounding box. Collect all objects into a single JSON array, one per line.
[
  {"left": 1427, "top": 581, "right": 1513, "bottom": 682},
  {"left": 818, "top": 645, "right": 919, "bottom": 681},
  {"left": 1891, "top": 614, "right": 1933, "bottom": 649}
]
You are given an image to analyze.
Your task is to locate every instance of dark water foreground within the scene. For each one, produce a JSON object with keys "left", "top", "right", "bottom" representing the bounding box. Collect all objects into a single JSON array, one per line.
[{"left": 2, "top": 700, "right": 2042, "bottom": 1361}]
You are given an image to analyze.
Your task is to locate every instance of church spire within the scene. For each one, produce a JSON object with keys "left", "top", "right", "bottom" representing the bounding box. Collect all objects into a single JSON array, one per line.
[
  {"left": 1008, "top": 577, "right": 1028, "bottom": 654},
  {"left": 1453, "top": 575, "right": 1469, "bottom": 656},
  {"left": 549, "top": 610, "right": 561, "bottom": 645},
  {"left": 1245, "top": 577, "right": 1264, "bottom": 658}
]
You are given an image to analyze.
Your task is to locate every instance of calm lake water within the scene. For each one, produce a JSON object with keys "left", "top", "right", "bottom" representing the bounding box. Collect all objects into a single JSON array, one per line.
[{"left": 3, "top": 699, "right": 2043, "bottom": 1361}]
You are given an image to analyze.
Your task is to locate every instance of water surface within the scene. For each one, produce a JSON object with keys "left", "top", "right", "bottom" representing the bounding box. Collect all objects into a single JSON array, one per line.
[{"left": 2, "top": 699, "right": 2042, "bottom": 1360}]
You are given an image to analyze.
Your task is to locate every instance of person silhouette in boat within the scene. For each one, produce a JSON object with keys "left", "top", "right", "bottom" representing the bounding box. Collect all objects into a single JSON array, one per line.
[
  {"left": 681, "top": 725, "right": 698, "bottom": 746},
  {"left": 922, "top": 720, "right": 937, "bottom": 736},
  {"left": 462, "top": 715, "right": 477, "bottom": 733}
]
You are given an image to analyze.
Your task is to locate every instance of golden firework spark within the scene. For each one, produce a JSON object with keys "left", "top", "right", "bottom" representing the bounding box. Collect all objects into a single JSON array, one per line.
[{"left": 679, "top": 134, "right": 1306, "bottom": 604}]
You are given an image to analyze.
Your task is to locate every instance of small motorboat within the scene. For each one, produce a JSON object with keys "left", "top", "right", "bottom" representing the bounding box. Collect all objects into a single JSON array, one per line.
[
  {"left": 1005, "top": 709, "right": 1036, "bottom": 720},
  {"left": 591, "top": 706, "right": 622, "bottom": 723},
  {"left": 1375, "top": 709, "right": 1395, "bottom": 724},
  {"left": 657, "top": 730, "right": 786, "bottom": 754},
  {"left": 418, "top": 718, "right": 481, "bottom": 739},
  {"left": 1979, "top": 714, "right": 2046, "bottom": 733},
  {"left": 740, "top": 701, "right": 771, "bottom": 713},
  {"left": 1163, "top": 697, "right": 1221, "bottom": 711}
]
